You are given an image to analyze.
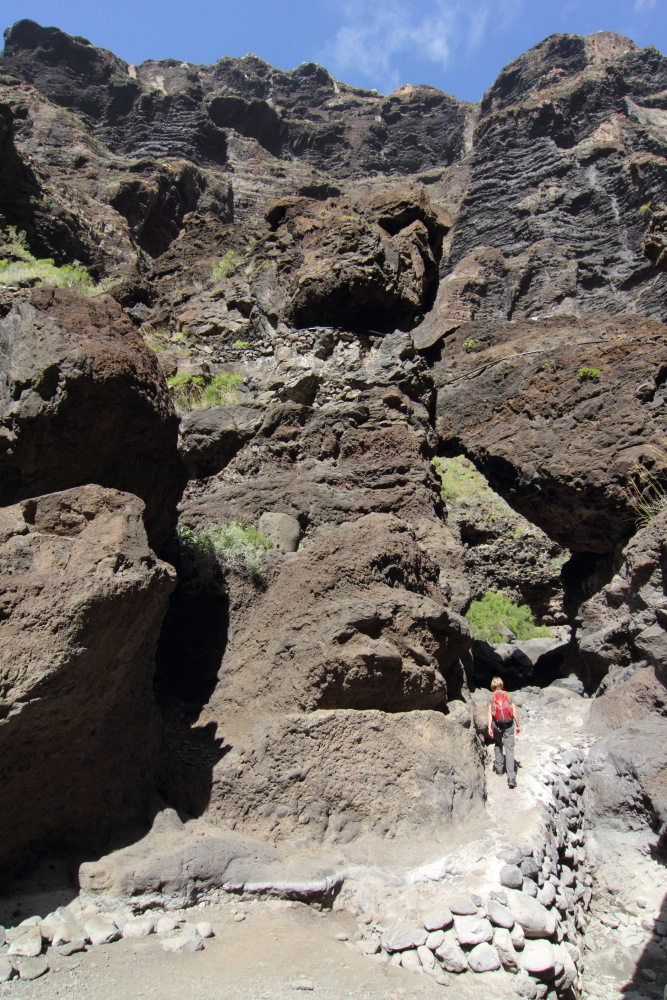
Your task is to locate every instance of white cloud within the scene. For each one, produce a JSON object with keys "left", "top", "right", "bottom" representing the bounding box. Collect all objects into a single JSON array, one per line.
[
  {"left": 634, "top": 0, "right": 656, "bottom": 10},
  {"left": 322, "top": 0, "right": 523, "bottom": 93}
]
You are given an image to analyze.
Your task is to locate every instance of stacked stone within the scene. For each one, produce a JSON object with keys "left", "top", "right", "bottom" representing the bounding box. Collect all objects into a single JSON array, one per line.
[
  {"left": 352, "top": 740, "right": 590, "bottom": 997},
  {"left": 0, "top": 902, "right": 214, "bottom": 983},
  {"left": 353, "top": 885, "right": 579, "bottom": 997},
  {"left": 539, "top": 744, "right": 590, "bottom": 940}
]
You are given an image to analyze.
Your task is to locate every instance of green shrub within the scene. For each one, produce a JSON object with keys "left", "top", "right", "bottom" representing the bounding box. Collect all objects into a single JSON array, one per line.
[
  {"left": 577, "top": 367, "right": 601, "bottom": 382},
  {"left": 166, "top": 371, "right": 242, "bottom": 412},
  {"left": 465, "top": 591, "right": 551, "bottom": 644},
  {"left": 200, "top": 373, "right": 242, "bottom": 406},
  {"left": 463, "top": 338, "right": 477, "bottom": 353},
  {"left": 211, "top": 250, "right": 237, "bottom": 281},
  {"left": 232, "top": 340, "right": 250, "bottom": 349},
  {"left": 0, "top": 227, "right": 106, "bottom": 295},
  {"left": 178, "top": 522, "right": 272, "bottom": 588}
]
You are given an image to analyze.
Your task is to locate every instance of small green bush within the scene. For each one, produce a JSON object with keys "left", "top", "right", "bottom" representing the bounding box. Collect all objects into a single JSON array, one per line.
[
  {"left": 463, "top": 338, "right": 477, "bottom": 353},
  {"left": 166, "top": 371, "right": 242, "bottom": 412},
  {"left": 465, "top": 591, "right": 551, "bottom": 644},
  {"left": 178, "top": 522, "right": 272, "bottom": 588},
  {"left": 577, "top": 367, "right": 601, "bottom": 382},
  {"left": 211, "top": 250, "right": 237, "bottom": 281},
  {"left": 0, "top": 227, "right": 106, "bottom": 295},
  {"left": 232, "top": 340, "right": 250, "bottom": 349}
]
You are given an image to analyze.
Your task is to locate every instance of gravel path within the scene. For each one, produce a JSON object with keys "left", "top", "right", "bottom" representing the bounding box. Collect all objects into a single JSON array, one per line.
[{"left": 0, "top": 690, "right": 624, "bottom": 1000}]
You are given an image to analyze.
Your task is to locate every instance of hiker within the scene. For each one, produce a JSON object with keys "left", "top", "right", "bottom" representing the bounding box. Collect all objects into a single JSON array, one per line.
[{"left": 487, "top": 676, "right": 521, "bottom": 788}]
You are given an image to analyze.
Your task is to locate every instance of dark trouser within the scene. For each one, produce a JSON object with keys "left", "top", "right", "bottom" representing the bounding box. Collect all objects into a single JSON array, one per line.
[{"left": 492, "top": 720, "right": 515, "bottom": 780}]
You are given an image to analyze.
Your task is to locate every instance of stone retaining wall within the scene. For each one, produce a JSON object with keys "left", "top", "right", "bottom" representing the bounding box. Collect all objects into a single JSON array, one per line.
[{"left": 348, "top": 739, "right": 591, "bottom": 998}]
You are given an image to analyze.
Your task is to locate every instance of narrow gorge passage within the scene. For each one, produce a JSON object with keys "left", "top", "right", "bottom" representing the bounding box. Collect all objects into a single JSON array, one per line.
[
  {"left": 3, "top": 682, "right": 664, "bottom": 1000},
  {"left": 1, "top": 18, "right": 667, "bottom": 1000}
]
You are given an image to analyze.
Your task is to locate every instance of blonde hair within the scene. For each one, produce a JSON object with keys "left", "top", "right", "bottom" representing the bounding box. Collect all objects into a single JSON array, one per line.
[{"left": 490, "top": 676, "right": 505, "bottom": 691}]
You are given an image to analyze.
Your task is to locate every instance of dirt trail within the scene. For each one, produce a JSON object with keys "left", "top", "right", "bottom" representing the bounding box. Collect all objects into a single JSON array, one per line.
[{"left": 0, "top": 692, "right": 593, "bottom": 1000}]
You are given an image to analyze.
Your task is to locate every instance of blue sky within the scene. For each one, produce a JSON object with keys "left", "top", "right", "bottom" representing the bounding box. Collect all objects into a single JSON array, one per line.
[{"left": 1, "top": 0, "right": 665, "bottom": 101}]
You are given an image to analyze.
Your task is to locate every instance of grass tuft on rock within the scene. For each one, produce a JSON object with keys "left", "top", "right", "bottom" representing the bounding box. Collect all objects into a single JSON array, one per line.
[
  {"left": 166, "top": 371, "right": 242, "bottom": 412},
  {"left": 178, "top": 522, "right": 273, "bottom": 589},
  {"left": 0, "top": 227, "right": 110, "bottom": 295}
]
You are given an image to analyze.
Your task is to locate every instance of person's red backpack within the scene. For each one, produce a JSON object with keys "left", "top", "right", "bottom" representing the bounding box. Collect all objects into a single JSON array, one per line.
[{"left": 492, "top": 690, "right": 513, "bottom": 723}]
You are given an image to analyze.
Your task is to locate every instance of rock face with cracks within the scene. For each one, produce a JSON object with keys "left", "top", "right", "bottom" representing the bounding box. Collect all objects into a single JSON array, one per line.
[
  {"left": 433, "top": 314, "right": 667, "bottom": 555},
  {"left": 204, "top": 514, "right": 470, "bottom": 724},
  {"left": 1, "top": 23, "right": 667, "bottom": 968},
  {"left": 584, "top": 716, "right": 667, "bottom": 834},
  {"left": 444, "top": 32, "right": 667, "bottom": 321},
  {"left": 0, "top": 485, "right": 175, "bottom": 869},
  {"left": 205, "top": 707, "right": 485, "bottom": 847},
  {"left": 0, "top": 287, "right": 181, "bottom": 551},
  {"left": 579, "top": 509, "right": 667, "bottom": 688}
]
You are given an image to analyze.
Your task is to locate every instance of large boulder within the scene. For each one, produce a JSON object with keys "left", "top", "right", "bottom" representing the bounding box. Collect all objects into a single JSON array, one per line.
[
  {"left": 584, "top": 716, "right": 667, "bottom": 833},
  {"left": 203, "top": 708, "right": 485, "bottom": 847},
  {"left": 0, "top": 485, "right": 175, "bottom": 869},
  {"left": 261, "top": 185, "right": 449, "bottom": 332},
  {"left": 579, "top": 510, "right": 667, "bottom": 690},
  {"left": 433, "top": 314, "right": 667, "bottom": 554},
  {"left": 586, "top": 666, "right": 667, "bottom": 735},
  {"left": 0, "top": 287, "right": 181, "bottom": 550},
  {"left": 202, "top": 514, "right": 471, "bottom": 726}
]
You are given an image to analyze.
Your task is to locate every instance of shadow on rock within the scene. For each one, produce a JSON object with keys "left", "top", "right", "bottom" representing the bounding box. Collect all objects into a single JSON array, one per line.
[
  {"left": 619, "top": 890, "right": 667, "bottom": 999},
  {"left": 154, "top": 584, "right": 233, "bottom": 818}
]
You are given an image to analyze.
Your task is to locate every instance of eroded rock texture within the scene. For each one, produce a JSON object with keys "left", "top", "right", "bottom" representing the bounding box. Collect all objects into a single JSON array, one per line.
[
  {"left": 205, "top": 515, "right": 469, "bottom": 726},
  {"left": 580, "top": 509, "right": 667, "bottom": 690},
  {"left": 584, "top": 717, "right": 667, "bottom": 834},
  {"left": 443, "top": 32, "right": 667, "bottom": 321},
  {"left": 206, "top": 708, "right": 484, "bottom": 846},
  {"left": 433, "top": 315, "right": 667, "bottom": 554},
  {"left": 0, "top": 287, "right": 181, "bottom": 550},
  {"left": 0, "top": 485, "right": 175, "bottom": 869},
  {"left": 1, "top": 17, "right": 667, "bottom": 865}
]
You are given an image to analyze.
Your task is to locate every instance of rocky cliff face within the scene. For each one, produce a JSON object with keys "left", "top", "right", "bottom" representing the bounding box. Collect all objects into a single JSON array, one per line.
[
  {"left": 0, "top": 18, "right": 666, "bottom": 881},
  {"left": 0, "top": 485, "right": 175, "bottom": 869}
]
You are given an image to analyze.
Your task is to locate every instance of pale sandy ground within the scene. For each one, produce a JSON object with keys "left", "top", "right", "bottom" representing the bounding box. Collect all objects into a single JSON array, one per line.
[
  {"left": 3, "top": 693, "right": 648, "bottom": 1000},
  {"left": 0, "top": 898, "right": 521, "bottom": 1000}
]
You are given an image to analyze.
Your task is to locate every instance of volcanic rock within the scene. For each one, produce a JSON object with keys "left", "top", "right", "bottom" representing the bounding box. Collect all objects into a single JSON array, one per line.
[
  {"left": 579, "top": 509, "right": 667, "bottom": 690},
  {"left": 584, "top": 716, "right": 667, "bottom": 833},
  {"left": 78, "top": 816, "right": 345, "bottom": 910},
  {"left": 1, "top": 21, "right": 469, "bottom": 180},
  {"left": 203, "top": 707, "right": 484, "bottom": 846},
  {"left": 0, "top": 484, "right": 175, "bottom": 868},
  {"left": 445, "top": 32, "right": 667, "bottom": 321},
  {"left": 200, "top": 514, "right": 470, "bottom": 723},
  {"left": 0, "top": 287, "right": 181, "bottom": 550},
  {"left": 433, "top": 314, "right": 667, "bottom": 554}
]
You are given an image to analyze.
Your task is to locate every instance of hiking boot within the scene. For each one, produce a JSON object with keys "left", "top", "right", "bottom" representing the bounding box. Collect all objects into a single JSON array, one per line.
[
  {"left": 508, "top": 777, "right": 516, "bottom": 789},
  {"left": 493, "top": 766, "right": 505, "bottom": 775}
]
